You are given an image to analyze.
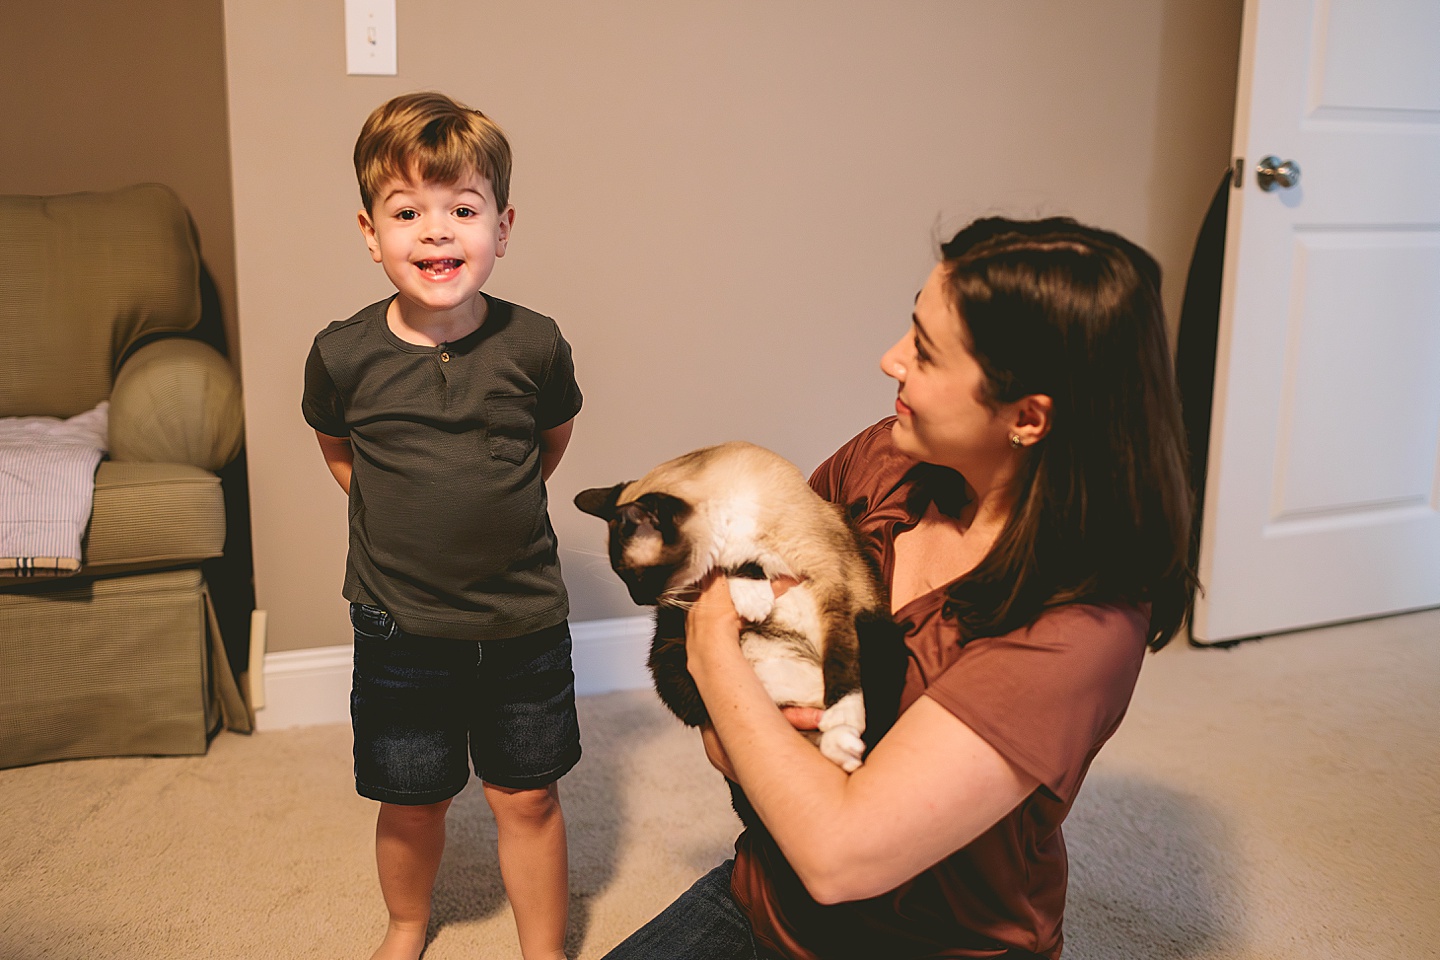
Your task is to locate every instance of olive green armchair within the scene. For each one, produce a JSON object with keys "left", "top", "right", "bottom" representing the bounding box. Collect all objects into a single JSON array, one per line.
[{"left": 0, "top": 183, "right": 252, "bottom": 768}]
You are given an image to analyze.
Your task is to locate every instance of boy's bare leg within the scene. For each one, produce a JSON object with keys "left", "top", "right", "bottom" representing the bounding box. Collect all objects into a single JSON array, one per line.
[
  {"left": 371, "top": 798, "right": 452, "bottom": 960},
  {"left": 484, "top": 781, "right": 569, "bottom": 960}
]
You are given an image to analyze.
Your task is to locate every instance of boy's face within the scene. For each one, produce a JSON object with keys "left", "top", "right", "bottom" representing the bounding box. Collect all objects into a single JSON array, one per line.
[{"left": 358, "top": 171, "right": 514, "bottom": 323}]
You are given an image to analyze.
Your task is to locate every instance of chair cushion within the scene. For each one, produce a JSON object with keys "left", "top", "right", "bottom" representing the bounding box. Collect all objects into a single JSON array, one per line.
[
  {"left": 0, "top": 184, "right": 201, "bottom": 418},
  {"left": 79, "top": 461, "right": 225, "bottom": 574},
  {"left": 109, "top": 339, "right": 245, "bottom": 471}
]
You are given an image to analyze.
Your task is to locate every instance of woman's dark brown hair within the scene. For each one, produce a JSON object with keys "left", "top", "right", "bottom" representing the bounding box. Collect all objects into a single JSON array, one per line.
[{"left": 937, "top": 216, "right": 1196, "bottom": 649}]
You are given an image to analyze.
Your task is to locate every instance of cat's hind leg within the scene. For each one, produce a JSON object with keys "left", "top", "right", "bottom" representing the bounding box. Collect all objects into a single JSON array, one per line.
[
  {"left": 743, "top": 634, "right": 825, "bottom": 710},
  {"left": 819, "top": 605, "right": 867, "bottom": 772},
  {"left": 818, "top": 692, "right": 866, "bottom": 772}
]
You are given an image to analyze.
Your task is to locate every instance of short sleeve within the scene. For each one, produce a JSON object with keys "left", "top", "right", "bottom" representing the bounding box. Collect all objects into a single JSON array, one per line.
[
  {"left": 808, "top": 443, "right": 849, "bottom": 503},
  {"left": 535, "top": 327, "right": 582, "bottom": 430},
  {"left": 302, "top": 339, "right": 348, "bottom": 437},
  {"left": 925, "top": 604, "right": 1149, "bottom": 803},
  {"left": 808, "top": 419, "right": 899, "bottom": 504}
]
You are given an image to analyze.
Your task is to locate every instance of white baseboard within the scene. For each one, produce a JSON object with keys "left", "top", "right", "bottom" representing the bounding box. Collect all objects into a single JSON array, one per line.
[
  {"left": 253, "top": 644, "right": 353, "bottom": 731},
  {"left": 567, "top": 615, "right": 656, "bottom": 695},
  {"left": 254, "top": 615, "right": 653, "bottom": 731}
]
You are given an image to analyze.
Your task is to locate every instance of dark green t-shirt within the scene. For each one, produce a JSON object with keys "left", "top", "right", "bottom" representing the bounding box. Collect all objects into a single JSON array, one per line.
[{"left": 302, "top": 294, "right": 582, "bottom": 640}]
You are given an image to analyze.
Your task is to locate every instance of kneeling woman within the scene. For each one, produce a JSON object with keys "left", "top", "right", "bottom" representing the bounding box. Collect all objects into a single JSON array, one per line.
[{"left": 605, "top": 217, "right": 1196, "bottom": 960}]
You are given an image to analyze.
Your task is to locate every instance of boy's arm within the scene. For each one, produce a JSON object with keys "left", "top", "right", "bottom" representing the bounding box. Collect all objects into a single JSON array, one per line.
[
  {"left": 315, "top": 431, "right": 354, "bottom": 494},
  {"left": 538, "top": 417, "right": 575, "bottom": 482}
]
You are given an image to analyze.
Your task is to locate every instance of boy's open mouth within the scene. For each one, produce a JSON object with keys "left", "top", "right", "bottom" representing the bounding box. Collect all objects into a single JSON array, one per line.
[{"left": 416, "top": 259, "right": 463, "bottom": 276}]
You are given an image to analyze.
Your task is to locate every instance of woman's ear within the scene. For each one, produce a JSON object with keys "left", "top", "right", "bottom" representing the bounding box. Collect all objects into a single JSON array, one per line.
[{"left": 1011, "top": 394, "right": 1054, "bottom": 446}]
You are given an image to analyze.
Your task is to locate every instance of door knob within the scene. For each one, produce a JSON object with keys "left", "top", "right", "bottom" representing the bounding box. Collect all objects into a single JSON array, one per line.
[{"left": 1256, "top": 156, "right": 1301, "bottom": 191}]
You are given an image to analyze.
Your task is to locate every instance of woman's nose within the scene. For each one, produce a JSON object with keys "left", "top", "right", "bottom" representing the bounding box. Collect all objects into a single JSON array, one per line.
[{"left": 880, "top": 337, "right": 907, "bottom": 382}]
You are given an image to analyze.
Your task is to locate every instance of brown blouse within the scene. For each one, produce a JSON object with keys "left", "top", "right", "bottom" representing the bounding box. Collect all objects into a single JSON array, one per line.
[{"left": 730, "top": 419, "right": 1149, "bottom": 959}]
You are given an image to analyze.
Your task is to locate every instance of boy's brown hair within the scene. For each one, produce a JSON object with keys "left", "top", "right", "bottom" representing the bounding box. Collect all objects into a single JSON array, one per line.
[{"left": 354, "top": 91, "right": 512, "bottom": 213}]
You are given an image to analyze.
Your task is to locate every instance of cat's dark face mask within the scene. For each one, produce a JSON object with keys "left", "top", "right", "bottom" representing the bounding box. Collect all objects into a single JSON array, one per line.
[{"left": 575, "top": 485, "right": 694, "bottom": 606}]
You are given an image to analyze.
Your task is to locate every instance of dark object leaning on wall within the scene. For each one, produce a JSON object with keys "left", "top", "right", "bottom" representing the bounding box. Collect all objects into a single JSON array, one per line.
[{"left": 1175, "top": 168, "right": 1233, "bottom": 641}]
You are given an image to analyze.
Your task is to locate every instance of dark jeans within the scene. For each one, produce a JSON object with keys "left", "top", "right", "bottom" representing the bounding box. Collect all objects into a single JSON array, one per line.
[{"left": 602, "top": 860, "right": 775, "bottom": 960}]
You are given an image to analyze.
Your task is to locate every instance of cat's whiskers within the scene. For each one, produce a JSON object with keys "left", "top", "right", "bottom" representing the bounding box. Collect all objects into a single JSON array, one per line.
[
  {"left": 659, "top": 567, "right": 714, "bottom": 610},
  {"left": 658, "top": 584, "right": 700, "bottom": 611}
]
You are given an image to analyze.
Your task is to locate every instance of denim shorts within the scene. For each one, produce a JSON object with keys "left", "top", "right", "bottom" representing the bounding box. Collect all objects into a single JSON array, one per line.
[{"left": 349, "top": 603, "right": 582, "bottom": 804}]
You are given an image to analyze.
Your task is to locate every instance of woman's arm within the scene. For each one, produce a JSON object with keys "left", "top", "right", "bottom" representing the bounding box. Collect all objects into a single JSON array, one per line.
[{"left": 687, "top": 575, "right": 1039, "bottom": 905}]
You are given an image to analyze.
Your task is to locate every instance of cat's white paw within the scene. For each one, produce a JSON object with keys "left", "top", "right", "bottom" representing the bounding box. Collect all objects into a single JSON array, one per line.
[
  {"left": 818, "top": 691, "right": 865, "bottom": 735},
  {"left": 820, "top": 726, "right": 865, "bottom": 772},
  {"left": 728, "top": 577, "right": 775, "bottom": 622}
]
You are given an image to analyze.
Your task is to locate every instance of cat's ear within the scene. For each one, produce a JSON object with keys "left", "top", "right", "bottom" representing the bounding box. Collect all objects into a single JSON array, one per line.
[
  {"left": 574, "top": 483, "right": 629, "bottom": 519},
  {"left": 617, "top": 500, "right": 658, "bottom": 529},
  {"left": 632, "top": 492, "right": 692, "bottom": 540}
]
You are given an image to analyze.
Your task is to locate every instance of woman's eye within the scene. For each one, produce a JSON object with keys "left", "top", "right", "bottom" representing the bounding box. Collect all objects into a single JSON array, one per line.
[{"left": 912, "top": 334, "right": 931, "bottom": 365}]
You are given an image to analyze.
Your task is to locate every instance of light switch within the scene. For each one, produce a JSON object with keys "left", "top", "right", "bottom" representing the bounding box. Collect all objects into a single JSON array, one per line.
[{"left": 345, "top": 0, "right": 397, "bottom": 76}]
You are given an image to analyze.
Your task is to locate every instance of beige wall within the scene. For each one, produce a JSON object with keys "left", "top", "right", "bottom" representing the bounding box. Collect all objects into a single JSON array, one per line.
[
  {"left": 223, "top": 0, "right": 1243, "bottom": 653},
  {"left": 0, "top": 0, "right": 240, "bottom": 361}
]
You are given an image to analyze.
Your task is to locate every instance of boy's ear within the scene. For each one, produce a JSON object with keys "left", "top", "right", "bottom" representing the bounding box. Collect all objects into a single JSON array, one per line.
[
  {"left": 496, "top": 206, "right": 515, "bottom": 257},
  {"left": 574, "top": 483, "right": 628, "bottom": 520},
  {"left": 358, "top": 209, "right": 382, "bottom": 263}
]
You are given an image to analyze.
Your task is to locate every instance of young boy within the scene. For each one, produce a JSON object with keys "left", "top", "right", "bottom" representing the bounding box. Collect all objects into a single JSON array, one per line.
[{"left": 302, "top": 92, "right": 582, "bottom": 960}]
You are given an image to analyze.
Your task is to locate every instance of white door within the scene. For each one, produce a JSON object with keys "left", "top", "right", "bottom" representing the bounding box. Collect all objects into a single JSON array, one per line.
[{"left": 1194, "top": 0, "right": 1440, "bottom": 643}]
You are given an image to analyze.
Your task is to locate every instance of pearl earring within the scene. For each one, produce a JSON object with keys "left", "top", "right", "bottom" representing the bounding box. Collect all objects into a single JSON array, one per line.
[{"left": 1009, "top": 434, "right": 1024, "bottom": 449}]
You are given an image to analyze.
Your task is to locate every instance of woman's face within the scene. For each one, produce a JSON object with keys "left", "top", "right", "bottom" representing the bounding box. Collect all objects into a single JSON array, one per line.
[{"left": 880, "top": 264, "right": 1014, "bottom": 473}]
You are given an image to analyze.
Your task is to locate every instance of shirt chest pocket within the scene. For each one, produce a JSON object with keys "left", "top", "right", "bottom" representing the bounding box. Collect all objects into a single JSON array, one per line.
[{"left": 485, "top": 392, "right": 537, "bottom": 464}]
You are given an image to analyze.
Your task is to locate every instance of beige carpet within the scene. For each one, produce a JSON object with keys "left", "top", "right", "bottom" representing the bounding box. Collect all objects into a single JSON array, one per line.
[{"left": 2, "top": 608, "right": 1437, "bottom": 959}]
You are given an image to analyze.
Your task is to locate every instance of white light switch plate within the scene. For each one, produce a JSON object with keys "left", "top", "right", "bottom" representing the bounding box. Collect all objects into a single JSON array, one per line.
[{"left": 345, "top": 0, "right": 397, "bottom": 76}]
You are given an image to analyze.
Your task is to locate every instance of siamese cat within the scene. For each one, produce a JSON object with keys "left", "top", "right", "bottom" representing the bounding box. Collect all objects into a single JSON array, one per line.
[{"left": 574, "top": 441, "right": 887, "bottom": 773}]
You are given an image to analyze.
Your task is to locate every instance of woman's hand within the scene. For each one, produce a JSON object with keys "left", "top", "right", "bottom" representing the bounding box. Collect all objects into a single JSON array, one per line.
[
  {"left": 690, "top": 572, "right": 822, "bottom": 780},
  {"left": 702, "top": 706, "right": 822, "bottom": 782},
  {"left": 684, "top": 572, "right": 802, "bottom": 667},
  {"left": 685, "top": 572, "right": 743, "bottom": 666}
]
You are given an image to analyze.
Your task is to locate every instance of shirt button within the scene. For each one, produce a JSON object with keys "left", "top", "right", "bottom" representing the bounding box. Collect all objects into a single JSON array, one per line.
[{"left": 440, "top": 351, "right": 450, "bottom": 362}]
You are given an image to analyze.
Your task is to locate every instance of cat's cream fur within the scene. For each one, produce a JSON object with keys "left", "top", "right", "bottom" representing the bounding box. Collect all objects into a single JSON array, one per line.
[{"left": 575, "top": 442, "right": 884, "bottom": 771}]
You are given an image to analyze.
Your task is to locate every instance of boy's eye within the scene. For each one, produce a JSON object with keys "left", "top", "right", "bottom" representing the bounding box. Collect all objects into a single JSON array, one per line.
[
  {"left": 396, "top": 209, "right": 418, "bottom": 221},
  {"left": 454, "top": 206, "right": 477, "bottom": 218}
]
